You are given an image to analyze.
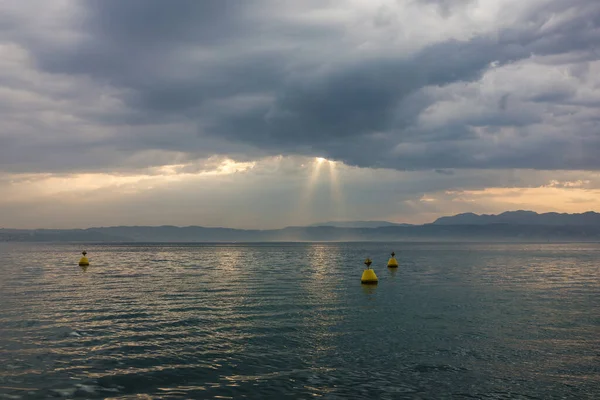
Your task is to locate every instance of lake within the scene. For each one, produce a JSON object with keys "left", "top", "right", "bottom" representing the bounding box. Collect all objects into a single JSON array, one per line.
[{"left": 1, "top": 242, "right": 599, "bottom": 399}]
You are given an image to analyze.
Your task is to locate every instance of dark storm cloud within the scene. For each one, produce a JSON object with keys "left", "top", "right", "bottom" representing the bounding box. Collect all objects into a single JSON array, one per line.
[{"left": 1, "top": 0, "right": 599, "bottom": 173}]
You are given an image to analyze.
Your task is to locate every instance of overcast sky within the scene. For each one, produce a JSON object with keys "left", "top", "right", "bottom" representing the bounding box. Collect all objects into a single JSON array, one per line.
[{"left": 1, "top": 0, "right": 599, "bottom": 229}]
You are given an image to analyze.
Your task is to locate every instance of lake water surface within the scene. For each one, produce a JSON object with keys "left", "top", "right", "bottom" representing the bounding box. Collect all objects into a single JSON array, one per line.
[{"left": 0, "top": 242, "right": 599, "bottom": 399}]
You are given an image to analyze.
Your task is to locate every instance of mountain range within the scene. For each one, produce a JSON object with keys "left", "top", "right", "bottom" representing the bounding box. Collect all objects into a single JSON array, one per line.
[
  {"left": 433, "top": 210, "right": 600, "bottom": 226},
  {"left": 1, "top": 211, "right": 599, "bottom": 242}
]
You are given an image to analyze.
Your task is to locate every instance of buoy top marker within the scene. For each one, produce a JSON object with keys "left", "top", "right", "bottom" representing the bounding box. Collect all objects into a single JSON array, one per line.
[{"left": 364, "top": 258, "right": 372, "bottom": 267}]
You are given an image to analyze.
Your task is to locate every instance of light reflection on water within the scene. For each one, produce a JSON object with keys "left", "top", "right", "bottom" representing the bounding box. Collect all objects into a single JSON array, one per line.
[{"left": 0, "top": 242, "right": 599, "bottom": 399}]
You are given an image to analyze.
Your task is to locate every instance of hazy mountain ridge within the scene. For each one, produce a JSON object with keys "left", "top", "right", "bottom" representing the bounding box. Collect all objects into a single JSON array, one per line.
[
  {"left": 432, "top": 210, "right": 600, "bottom": 226},
  {"left": 2, "top": 211, "right": 600, "bottom": 242}
]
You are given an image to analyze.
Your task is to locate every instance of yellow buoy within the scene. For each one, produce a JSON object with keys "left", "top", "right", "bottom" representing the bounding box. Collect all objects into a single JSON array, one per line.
[
  {"left": 361, "top": 258, "right": 378, "bottom": 284},
  {"left": 78, "top": 251, "right": 89, "bottom": 267},
  {"left": 387, "top": 252, "right": 399, "bottom": 268}
]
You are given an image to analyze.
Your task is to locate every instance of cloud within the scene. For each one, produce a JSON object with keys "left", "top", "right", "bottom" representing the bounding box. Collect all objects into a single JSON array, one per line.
[
  {"left": 0, "top": 0, "right": 599, "bottom": 229},
  {"left": 0, "top": 0, "right": 598, "bottom": 175}
]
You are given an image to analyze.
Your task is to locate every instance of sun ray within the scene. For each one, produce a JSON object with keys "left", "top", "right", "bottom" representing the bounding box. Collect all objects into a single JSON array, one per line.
[
  {"left": 291, "top": 157, "right": 347, "bottom": 225},
  {"left": 328, "top": 160, "right": 345, "bottom": 221},
  {"left": 291, "top": 157, "right": 325, "bottom": 224}
]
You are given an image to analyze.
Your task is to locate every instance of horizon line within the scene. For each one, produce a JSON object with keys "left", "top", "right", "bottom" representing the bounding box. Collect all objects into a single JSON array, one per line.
[{"left": 1, "top": 210, "right": 599, "bottom": 231}]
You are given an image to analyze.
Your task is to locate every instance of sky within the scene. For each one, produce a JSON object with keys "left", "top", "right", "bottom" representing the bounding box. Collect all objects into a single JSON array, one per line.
[{"left": 1, "top": 0, "right": 599, "bottom": 229}]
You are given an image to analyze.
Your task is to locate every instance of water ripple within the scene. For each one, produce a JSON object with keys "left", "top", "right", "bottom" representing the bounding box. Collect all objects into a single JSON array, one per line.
[{"left": 0, "top": 242, "right": 599, "bottom": 399}]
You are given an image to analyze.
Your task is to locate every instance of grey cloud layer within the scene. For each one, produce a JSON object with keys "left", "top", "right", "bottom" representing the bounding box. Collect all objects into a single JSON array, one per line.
[{"left": 1, "top": 0, "right": 599, "bottom": 173}]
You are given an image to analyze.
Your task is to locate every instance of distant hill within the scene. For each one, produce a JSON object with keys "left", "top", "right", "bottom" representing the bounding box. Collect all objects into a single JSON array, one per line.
[
  {"left": 307, "top": 221, "right": 413, "bottom": 228},
  {"left": 433, "top": 211, "right": 600, "bottom": 226},
  {"left": 0, "top": 228, "right": 130, "bottom": 242},
  {"left": 2, "top": 211, "right": 600, "bottom": 242}
]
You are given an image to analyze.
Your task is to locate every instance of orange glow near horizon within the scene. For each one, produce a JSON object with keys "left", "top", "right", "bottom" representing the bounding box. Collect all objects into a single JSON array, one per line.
[
  {"left": 448, "top": 186, "right": 600, "bottom": 213},
  {"left": 1, "top": 156, "right": 600, "bottom": 229}
]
